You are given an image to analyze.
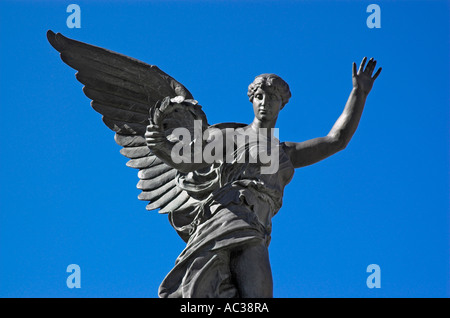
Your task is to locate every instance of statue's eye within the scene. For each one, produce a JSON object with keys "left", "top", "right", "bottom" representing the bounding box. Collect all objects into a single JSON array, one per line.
[{"left": 255, "top": 94, "right": 263, "bottom": 100}]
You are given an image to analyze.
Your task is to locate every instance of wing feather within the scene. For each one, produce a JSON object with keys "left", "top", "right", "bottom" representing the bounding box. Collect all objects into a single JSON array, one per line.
[
  {"left": 137, "top": 170, "right": 177, "bottom": 190},
  {"left": 114, "top": 134, "right": 146, "bottom": 147},
  {"left": 119, "top": 146, "right": 151, "bottom": 159},
  {"left": 126, "top": 156, "right": 164, "bottom": 169},
  {"left": 102, "top": 118, "right": 146, "bottom": 135},
  {"left": 75, "top": 72, "right": 152, "bottom": 107},
  {"left": 138, "top": 180, "right": 176, "bottom": 201},
  {"left": 146, "top": 187, "right": 182, "bottom": 212},
  {"left": 84, "top": 87, "right": 150, "bottom": 114},
  {"left": 92, "top": 102, "right": 149, "bottom": 124},
  {"left": 159, "top": 191, "right": 191, "bottom": 214},
  {"left": 137, "top": 163, "right": 173, "bottom": 179}
]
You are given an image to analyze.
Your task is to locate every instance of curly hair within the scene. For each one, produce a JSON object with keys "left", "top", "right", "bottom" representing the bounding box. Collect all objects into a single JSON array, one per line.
[{"left": 247, "top": 74, "right": 291, "bottom": 109}]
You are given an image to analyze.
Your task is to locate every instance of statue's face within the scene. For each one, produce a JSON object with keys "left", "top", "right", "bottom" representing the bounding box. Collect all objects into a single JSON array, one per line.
[{"left": 252, "top": 87, "right": 282, "bottom": 122}]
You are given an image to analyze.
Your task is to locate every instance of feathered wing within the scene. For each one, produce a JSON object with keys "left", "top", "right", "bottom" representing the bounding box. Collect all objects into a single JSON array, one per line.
[{"left": 47, "top": 30, "right": 206, "bottom": 213}]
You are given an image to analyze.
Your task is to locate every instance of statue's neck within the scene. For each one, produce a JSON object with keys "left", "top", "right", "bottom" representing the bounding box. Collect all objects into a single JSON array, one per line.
[{"left": 250, "top": 117, "right": 277, "bottom": 134}]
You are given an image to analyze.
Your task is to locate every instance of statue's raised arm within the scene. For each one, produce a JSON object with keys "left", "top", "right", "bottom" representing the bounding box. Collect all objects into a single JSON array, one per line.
[{"left": 284, "top": 57, "right": 381, "bottom": 168}]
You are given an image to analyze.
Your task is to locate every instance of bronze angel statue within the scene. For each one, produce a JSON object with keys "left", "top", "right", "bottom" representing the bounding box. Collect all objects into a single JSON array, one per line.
[{"left": 47, "top": 30, "right": 381, "bottom": 298}]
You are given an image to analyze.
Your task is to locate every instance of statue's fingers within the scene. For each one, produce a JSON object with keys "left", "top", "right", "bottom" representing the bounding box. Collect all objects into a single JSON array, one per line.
[
  {"left": 159, "top": 96, "right": 171, "bottom": 113},
  {"left": 365, "top": 57, "right": 374, "bottom": 73},
  {"left": 147, "top": 142, "right": 159, "bottom": 148},
  {"left": 146, "top": 131, "right": 162, "bottom": 137},
  {"left": 369, "top": 60, "right": 377, "bottom": 75},
  {"left": 352, "top": 62, "right": 357, "bottom": 77},
  {"left": 153, "top": 109, "right": 165, "bottom": 126},
  {"left": 359, "top": 57, "right": 367, "bottom": 73},
  {"left": 147, "top": 123, "right": 161, "bottom": 132},
  {"left": 159, "top": 103, "right": 168, "bottom": 113},
  {"left": 146, "top": 136, "right": 165, "bottom": 144},
  {"left": 372, "top": 67, "right": 382, "bottom": 80}
]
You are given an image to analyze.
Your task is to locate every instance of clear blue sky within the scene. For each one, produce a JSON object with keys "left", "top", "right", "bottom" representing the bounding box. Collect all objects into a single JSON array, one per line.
[{"left": 1, "top": 0, "right": 449, "bottom": 298}]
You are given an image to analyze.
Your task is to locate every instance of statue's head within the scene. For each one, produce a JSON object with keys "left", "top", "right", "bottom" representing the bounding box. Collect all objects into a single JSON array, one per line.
[{"left": 247, "top": 74, "right": 291, "bottom": 110}]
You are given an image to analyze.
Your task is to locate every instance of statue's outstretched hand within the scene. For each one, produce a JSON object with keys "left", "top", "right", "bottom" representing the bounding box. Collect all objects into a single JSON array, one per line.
[{"left": 352, "top": 57, "right": 382, "bottom": 94}]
